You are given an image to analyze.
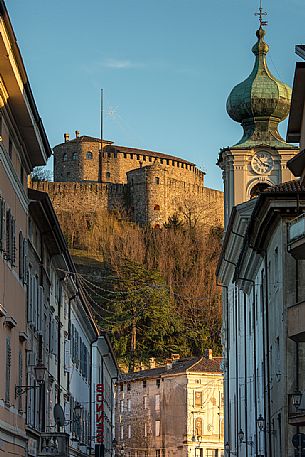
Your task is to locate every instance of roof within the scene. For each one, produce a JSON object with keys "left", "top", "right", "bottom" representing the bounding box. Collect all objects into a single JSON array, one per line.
[
  {"left": 296, "top": 45, "right": 305, "bottom": 60},
  {"left": 287, "top": 149, "right": 305, "bottom": 177},
  {"left": 55, "top": 135, "right": 197, "bottom": 167},
  {"left": 263, "top": 178, "right": 305, "bottom": 193},
  {"left": 287, "top": 62, "right": 305, "bottom": 143},
  {"left": 120, "top": 357, "right": 222, "bottom": 381}
]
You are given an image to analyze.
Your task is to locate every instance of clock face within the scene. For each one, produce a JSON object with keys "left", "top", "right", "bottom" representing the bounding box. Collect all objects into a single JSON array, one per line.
[{"left": 251, "top": 151, "right": 273, "bottom": 175}]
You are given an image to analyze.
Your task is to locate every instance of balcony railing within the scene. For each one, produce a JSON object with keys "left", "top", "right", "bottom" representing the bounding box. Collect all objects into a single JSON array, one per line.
[
  {"left": 38, "top": 433, "right": 69, "bottom": 456},
  {"left": 288, "top": 214, "right": 305, "bottom": 259}
]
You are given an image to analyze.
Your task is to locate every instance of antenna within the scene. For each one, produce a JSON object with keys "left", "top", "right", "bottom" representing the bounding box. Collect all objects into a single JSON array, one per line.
[
  {"left": 255, "top": 0, "right": 268, "bottom": 27},
  {"left": 100, "top": 88, "right": 103, "bottom": 182}
]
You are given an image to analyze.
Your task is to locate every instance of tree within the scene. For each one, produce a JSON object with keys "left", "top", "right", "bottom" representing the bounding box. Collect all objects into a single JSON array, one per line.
[
  {"left": 31, "top": 166, "right": 52, "bottom": 182},
  {"left": 95, "top": 261, "right": 185, "bottom": 371}
]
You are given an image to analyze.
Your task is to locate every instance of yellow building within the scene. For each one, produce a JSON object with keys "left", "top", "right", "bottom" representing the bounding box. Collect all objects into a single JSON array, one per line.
[{"left": 115, "top": 353, "right": 224, "bottom": 457}]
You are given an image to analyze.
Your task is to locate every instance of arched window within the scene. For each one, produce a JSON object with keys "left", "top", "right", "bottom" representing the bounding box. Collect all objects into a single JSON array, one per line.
[
  {"left": 106, "top": 172, "right": 111, "bottom": 179},
  {"left": 63, "top": 153, "right": 67, "bottom": 161},
  {"left": 72, "top": 152, "right": 78, "bottom": 160},
  {"left": 155, "top": 177, "right": 160, "bottom": 185},
  {"left": 154, "top": 204, "right": 160, "bottom": 211},
  {"left": 86, "top": 151, "right": 93, "bottom": 160},
  {"left": 250, "top": 182, "right": 271, "bottom": 198}
]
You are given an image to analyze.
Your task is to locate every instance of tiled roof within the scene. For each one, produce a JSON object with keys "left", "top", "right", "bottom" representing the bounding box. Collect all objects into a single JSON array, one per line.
[
  {"left": 120, "top": 357, "right": 222, "bottom": 381},
  {"left": 263, "top": 178, "right": 305, "bottom": 193}
]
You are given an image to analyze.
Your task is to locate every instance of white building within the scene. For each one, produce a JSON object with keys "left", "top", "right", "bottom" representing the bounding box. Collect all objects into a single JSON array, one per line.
[
  {"left": 217, "top": 23, "right": 305, "bottom": 457},
  {"left": 115, "top": 354, "right": 224, "bottom": 457}
]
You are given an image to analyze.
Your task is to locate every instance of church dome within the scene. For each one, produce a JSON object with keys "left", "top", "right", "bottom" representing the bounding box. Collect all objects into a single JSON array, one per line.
[{"left": 226, "top": 27, "right": 292, "bottom": 147}]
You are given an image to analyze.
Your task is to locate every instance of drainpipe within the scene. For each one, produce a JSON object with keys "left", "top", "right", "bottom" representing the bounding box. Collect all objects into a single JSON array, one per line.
[
  {"left": 296, "top": 259, "right": 300, "bottom": 441},
  {"left": 235, "top": 285, "right": 239, "bottom": 457}
]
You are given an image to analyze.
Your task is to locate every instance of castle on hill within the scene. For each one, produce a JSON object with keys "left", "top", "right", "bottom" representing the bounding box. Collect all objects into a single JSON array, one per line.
[{"left": 32, "top": 132, "right": 224, "bottom": 228}]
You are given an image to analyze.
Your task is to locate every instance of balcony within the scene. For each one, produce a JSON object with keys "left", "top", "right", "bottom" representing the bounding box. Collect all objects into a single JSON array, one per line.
[
  {"left": 288, "top": 394, "right": 305, "bottom": 426},
  {"left": 288, "top": 301, "right": 305, "bottom": 342},
  {"left": 288, "top": 214, "right": 305, "bottom": 259},
  {"left": 38, "top": 433, "right": 69, "bottom": 456}
]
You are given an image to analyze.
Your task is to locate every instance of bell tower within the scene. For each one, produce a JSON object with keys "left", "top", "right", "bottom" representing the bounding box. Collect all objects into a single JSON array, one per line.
[{"left": 218, "top": 25, "right": 299, "bottom": 227}]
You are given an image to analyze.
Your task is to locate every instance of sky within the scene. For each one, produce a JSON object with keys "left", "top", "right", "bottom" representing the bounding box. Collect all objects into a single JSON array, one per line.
[{"left": 6, "top": 0, "right": 305, "bottom": 190}]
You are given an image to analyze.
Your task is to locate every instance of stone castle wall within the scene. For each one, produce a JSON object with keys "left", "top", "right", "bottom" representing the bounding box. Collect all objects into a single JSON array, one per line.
[{"left": 45, "top": 135, "right": 223, "bottom": 228}]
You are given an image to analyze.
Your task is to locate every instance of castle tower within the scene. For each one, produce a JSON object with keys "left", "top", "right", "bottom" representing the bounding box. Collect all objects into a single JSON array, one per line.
[{"left": 218, "top": 26, "right": 299, "bottom": 227}]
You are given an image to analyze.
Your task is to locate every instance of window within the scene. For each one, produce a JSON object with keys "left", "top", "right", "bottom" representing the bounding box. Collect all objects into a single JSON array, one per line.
[
  {"left": 123, "top": 153, "right": 127, "bottom": 158},
  {"left": 63, "top": 153, "right": 67, "bottom": 161},
  {"left": 8, "top": 138, "right": 12, "bottom": 158},
  {"left": 195, "top": 391, "right": 202, "bottom": 407},
  {"left": 206, "top": 451, "right": 217, "bottom": 457},
  {"left": 149, "top": 156, "right": 152, "bottom": 162},
  {"left": 127, "top": 399, "right": 131, "bottom": 412},
  {"left": 120, "top": 400, "right": 124, "bottom": 413},
  {"left": 106, "top": 172, "right": 111, "bottom": 179},
  {"left": 137, "top": 155, "right": 140, "bottom": 160},
  {"left": 127, "top": 383, "right": 131, "bottom": 391},
  {"left": 128, "top": 424, "right": 131, "bottom": 438},
  {"left": 155, "top": 394, "right": 160, "bottom": 411},
  {"left": 18, "top": 350, "right": 23, "bottom": 412},
  {"left": 143, "top": 380, "right": 147, "bottom": 388},
  {"left": 72, "top": 152, "right": 78, "bottom": 160},
  {"left": 144, "top": 423, "right": 147, "bottom": 437},
  {"left": 155, "top": 420, "right": 160, "bottom": 437},
  {"left": 156, "top": 379, "right": 160, "bottom": 388},
  {"left": 120, "top": 384, "right": 124, "bottom": 392},
  {"left": 120, "top": 426, "right": 124, "bottom": 440},
  {"left": 144, "top": 396, "right": 148, "bottom": 409},
  {"left": 156, "top": 450, "right": 161, "bottom": 457},
  {"left": 5, "top": 208, "right": 16, "bottom": 265},
  {"left": 5, "top": 336, "right": 11, "bottom": 404},
  {"left": 20, "top": 165, "right": 24, "bottom": 185},
  {"left": 155, "top": 177, "right": 160, "bottom": 185},
  {"left": 154, "top": 204, "right": 160, "bottom": 211},
  {"left": 86, "top": 151, "right": 93, "bottom": 159},
  {"left": 195, "top": 417, "right": 202, "bottom": 436}
]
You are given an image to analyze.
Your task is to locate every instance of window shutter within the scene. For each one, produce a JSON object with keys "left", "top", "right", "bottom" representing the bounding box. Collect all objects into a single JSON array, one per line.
[
  {"left": 71, "top": 324, "right": 74, "bottom": 362},
  {"left": 6, "top": 208, "right": 10, "bottom": 258},
  {"left": 0, "top": 197, "right": 5, "bottom": 251},
  {"left": 19, "top": 231, "right": 24, "bottom": 280},
  {"left": 23, "top": 239, "right": 28, "bottom": 285},
  {"left": 5, "top": 337, "right": 11, "bottom": 404},
  {"left": 11, "top": 217, "right": 16, "bottom": 265}
]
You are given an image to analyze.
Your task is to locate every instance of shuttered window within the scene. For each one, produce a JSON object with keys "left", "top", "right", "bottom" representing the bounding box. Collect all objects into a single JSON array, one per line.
[
  {"left": 0, "top": 196, "right": 5, "bottom": 251},
  {"left": 5, "top": 337, "right": 11, "bottom": 404},
  {"left": 19, "top": 231, "right": 24, "bottom": 280}
]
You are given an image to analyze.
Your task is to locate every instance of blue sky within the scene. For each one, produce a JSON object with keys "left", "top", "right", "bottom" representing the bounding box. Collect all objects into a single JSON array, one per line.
[{"left": 6, "top": 0, "right": 305, "bottom": 190}]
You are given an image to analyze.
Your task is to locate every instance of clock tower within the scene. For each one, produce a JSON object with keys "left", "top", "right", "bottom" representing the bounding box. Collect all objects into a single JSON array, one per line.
[{"left": 218, "top": 26, "right": 299, "bottom": 227}]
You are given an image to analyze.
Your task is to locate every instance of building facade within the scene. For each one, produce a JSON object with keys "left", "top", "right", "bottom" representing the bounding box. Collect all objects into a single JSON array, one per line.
[
  {"left": 115, "top": 354, "right": 224, "bottom": 457},
  {"left": 0, "top": 1, "right": 52, "bottom": 455},
  {"left": 217, "top": 24, "right": 304, "bottom": 457}
]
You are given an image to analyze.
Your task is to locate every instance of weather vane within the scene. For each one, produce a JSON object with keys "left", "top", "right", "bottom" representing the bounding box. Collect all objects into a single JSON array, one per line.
[{"left": 255, "top": 0, "right": 268, "bottom": 27}]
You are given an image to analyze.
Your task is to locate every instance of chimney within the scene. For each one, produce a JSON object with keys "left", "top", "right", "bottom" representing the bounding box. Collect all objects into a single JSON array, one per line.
[
  {"left": 149, "top": 357, "right": 156, "bottom": 369},
  {"left": 75, "top": 130, "right": 80, "bottom": 138},
  {"left": 64, "top": 133, "right": 70, "bottom": 143},
  {"left": 205, "top": 349, "right": 213, "bottom": 360}
]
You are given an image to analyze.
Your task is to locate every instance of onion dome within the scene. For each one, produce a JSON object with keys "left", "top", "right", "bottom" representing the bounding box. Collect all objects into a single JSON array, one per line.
[{"left": 226, "top": 27, "right": 293, "bottom": 148}]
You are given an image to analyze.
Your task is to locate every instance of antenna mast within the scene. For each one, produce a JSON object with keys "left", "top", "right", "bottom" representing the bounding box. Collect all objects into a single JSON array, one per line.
[
  {"left": 100, "top": 88, "right": 104, "bottom": 182},
  {"left": 255, "top": 0, "right": 268, "bottom": 27}
]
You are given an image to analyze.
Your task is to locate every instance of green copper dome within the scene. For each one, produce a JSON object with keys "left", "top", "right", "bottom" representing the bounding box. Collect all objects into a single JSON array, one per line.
[{"left": 226, "top": 27, "right": 293, "bottom": 148}]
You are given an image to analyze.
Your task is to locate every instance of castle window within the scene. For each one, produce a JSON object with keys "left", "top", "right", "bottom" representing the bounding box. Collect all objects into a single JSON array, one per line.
[
  {"left": 143, "top": 156, "right": 146, "bottom": 161},
  {"left": 154, "top": 205, "right": 160, "bottom": 211},
  {"left": 172, "top": 161, "right": 175, "bottom": 166},
  {"left": 63, "top": 153, "right": 67, "bottom": 161},
  {"left": 123, "top": 153, "right": 127, "bottom": 158},
  {"left": 166, "top": 159, "right": 169, "bottom": 165},
  {"left": 106, "top": 172, "right": 111, "bottom": 179},
  {"left": 155, "top": 177, "right": 160, "bottom": 185},
  {"left": 137, "top": 154, "right": 140, "bottom": 160},
  {"left": 160, "top": 159, "right": 163, "bottom": 164},
  {"left": 130, "top": 154, "right": 133, "bottom": 159},
  {"left": 72, "top": 152, "right": 78, "bottom": 160},
  {"left": 86, "top": 151, "right": 93, "bottom": 160},
  {"left": 149, "top": 156, "right": 152, "bottom": 162}
]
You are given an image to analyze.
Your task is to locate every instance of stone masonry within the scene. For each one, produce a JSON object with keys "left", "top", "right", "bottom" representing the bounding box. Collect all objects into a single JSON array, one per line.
[{"left": 41, "top": 132, "right": 224, "bottom": 227}]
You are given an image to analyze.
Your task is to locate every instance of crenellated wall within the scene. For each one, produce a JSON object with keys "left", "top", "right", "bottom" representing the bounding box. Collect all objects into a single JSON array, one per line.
[{"left": 41, "top": 135, "right": 223, "bottom": 228}]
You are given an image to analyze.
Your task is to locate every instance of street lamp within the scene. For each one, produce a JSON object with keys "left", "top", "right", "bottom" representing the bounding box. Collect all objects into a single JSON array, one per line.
[
  {"left": 238, "top": 428, "right": 254, "bottom": 447},
  {"left": 256, "top": 414, "right": 265, "bottom": 431},
  {"left": 292, "top": 390, "right": 303, "bottom": 409},
  {"left": 15, "top": 361, "right": 47, "bottom": 397}
]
